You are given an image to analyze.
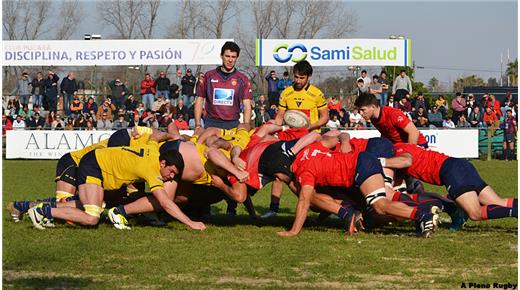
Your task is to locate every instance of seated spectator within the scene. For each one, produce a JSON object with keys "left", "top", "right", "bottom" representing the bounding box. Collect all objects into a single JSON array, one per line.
[
  {"left": 255, "top": 94, "right": 269, "bottom": 110},
  {"left": 435, "top": 95, "right": 448, "bottom": 117},
  {"left": 112, "top": 113, "right": 129, "bottom": 130},
  {"left": 442, "top": 116, "right": 455, "bottom": 129},
  {"left": 466, "top": 94, "right": 476, "bottom": 116},
  {"left": 338, "top": 108, "right": 349, "bottom": 127},
  {"left": 349, "top": 108, "right": 364, "bottom": 127},
  {"left": 255, "top": 106, "right": 271, "bottom": 127},
  {"left": 483, "top": 106, "right": 500, "bottom": 127},
  {"left": 158, "top": 112, "right": 173, "bottom": 128},
  {"left": 485, "top": 94, "right": 502, "bottom": 118},
  {"left": 45, "top": 111, "right": 57, "bottom": 129},
  {"left": 64, "top": 117, "right": 74, "bottom": 130},
  {"left": 69, "top": 96, "right": 83, "bottom": 117},
  {"left": 326, "top": 114, "right": 341, "bottom": 129},
  {"left": 468, "top": 106, "right": 483, "bottom": 127},
  {"left": 27, "top": 112, "right": 45, "bottom": 129},
  {"left": 96, "top": 112, "right": 113, "bottom": 130},
  {"left": 52, "top": 114, "right": 65, "bottom": 130},
  {"left": 397, "top": 96, "right": 412, "bottom": 113},
  {"left": 387, "top": 94, "right": 397, "bottom": 108},
  {"left": 12, "top": 115, "right": 25, "bottom": 130},
  {"left": 125, "top": 94, "right": 139, "bottom": 113},
  {"left": 267, "top": 104, "right": 278, "bottom": 119},
  {"left": 412, "top": 93, "right": 429, "bottom": 112},
  {"left": 174, "top": 113, "right": 189, "bottom": 130},
  {"left": 128, "top": 114, "right": 144, "bottom": 128},
  {"left": 152, "top": 95, "right": 169, "bottom": 113},
  {"left": 176, "top": 99, "right": 188, "bottom": 121},
  {"left": 73, "top": 114, "right": 87, "bottom": 129},
  {"left": 3, "top": 115, "right": 13, "bottom": 135},
  {"left": 327, "top": 96, "right": 342, "bottom": 117},
  {"left": 86, "top": 120, "right": 96, "bottom": 131},
  {"left": 427, "top": 106, "right": 443, "bottom": 128},
  {"left": 136, "top": 103, "right": 146, "bottom": 116},
  {"left": 83, "top": 96, "right": 98, "bottom": 114},
  {"left": 143, "top": 113, "right": 159, "bottom": 129},
  {"left": 457, "top": 114, "right": 471, "bottom": 128},
  {"left": 412, "top": 107, "right": 428, "bottom": 128},
  {"left": 96, "top": 99, "right": 116, "bottom": 120}
]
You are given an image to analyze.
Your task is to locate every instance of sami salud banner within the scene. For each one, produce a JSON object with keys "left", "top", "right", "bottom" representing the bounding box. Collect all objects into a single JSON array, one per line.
[
  {"left": 256, "top": 39, "right": 412, "bottom": 66},
  {"left": 6, "top": 129, "right": 478, "bottom": 160},
  {"left": 3, "top": 39, "right": 232, "bottom": 66}
]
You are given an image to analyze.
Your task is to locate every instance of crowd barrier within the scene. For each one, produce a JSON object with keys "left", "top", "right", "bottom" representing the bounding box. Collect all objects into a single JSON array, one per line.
[{"left": 5, "top": 128, "right": 479, "bottom": 159}]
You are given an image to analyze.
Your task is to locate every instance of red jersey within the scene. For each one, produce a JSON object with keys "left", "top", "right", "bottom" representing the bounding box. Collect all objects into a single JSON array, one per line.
[
  {"left": 349, "top": 137, "right": 369, "bottom": 154},
  {"left": 293, "top": 142, "right": 359, "bottom": 188},
  {"left": 393, "top": 143, "right": 449, "bottom": 185},
  {"left": 372, "top": 106, "right": 427, "bottom": 145}
]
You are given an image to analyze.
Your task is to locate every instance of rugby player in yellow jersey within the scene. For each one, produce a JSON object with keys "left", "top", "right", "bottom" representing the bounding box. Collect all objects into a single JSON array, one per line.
[
  {"left": 265, "top": 60, "right": 329, "bottom": 219},
  {"left": 28, "top": 141, "right": 206, "bottom": 231}
]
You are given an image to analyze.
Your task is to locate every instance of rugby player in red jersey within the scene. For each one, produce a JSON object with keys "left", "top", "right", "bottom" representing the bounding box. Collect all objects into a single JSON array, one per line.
[
  {"left": 387, "top": 143, "right": 517, "bottom": 223},
  {"left": 278, "top": 138, "right": 440, "bottom": 238}
]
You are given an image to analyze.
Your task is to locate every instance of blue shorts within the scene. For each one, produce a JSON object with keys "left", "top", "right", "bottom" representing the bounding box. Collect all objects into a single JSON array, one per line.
[
  {"left": 439, "top": 158, "right": 487, "bottom": 200},
  {"left": 366, "top": 137, "right": 394, "bottom": 158},
  {"left": 418, "top": 142, "right": 428, "bottom": 149},
  {"left": 107, "top": 129, "right": 131, "bottom": 147},
  {"left": 159, "top": 139, "right": 185, "bottom": 155},
  {"left": 77, "top": 151, "right": 103, "bottom": 186},
  {"left": 258, "top": 139, "right": 299, "bottom": 180},
  {"left": 204, "top": 117, "right": 239, "bottom": 130},
  {"left": 55, "top": 153, "right": 78, "bottom": 186},
  {"left": 504, "top": 132, "right": 516, "bottom": 144},
  {"left": 354, "top": 152, "right": 384, "bottom": 186}
]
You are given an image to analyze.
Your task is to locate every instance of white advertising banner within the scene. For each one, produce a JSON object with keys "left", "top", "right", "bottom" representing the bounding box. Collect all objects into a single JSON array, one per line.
[
  {"left": 5, "top": 129, "right": 478, "bottom": 160},
  {"left": 256, "top": 38, "right": 412, "bottom": 67},
  {"left": 3, "top": 39, "right": 232, "bottom": 66},
  {"left": 340, "top": 129, "right": 479, "bottom": 158}
]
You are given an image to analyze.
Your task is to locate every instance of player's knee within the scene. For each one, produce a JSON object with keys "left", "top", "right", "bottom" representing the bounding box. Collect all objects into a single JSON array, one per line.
[
  {"left": 467, "top": 209, "right": 482, "bottom": 221},
  {"left": 83, "top": 204, "right": 103, "bottom": 225},
  {"left": 365, "top": 189, "right": 387, "bottom": 215},
  {"left": 235, "top": 193, "right": 247, "bottom": 204}
]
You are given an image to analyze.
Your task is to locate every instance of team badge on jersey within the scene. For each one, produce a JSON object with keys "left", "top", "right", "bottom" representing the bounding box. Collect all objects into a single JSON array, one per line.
[
  {"left": 231, "top": 79, "right": 237, "bottom": 86},
  {"left": 213, "top": 88, "right": 234, "bottom": 106}
]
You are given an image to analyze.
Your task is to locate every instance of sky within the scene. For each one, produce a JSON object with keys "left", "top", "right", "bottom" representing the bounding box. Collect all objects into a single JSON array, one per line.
[{"left": 36, "top": 0, "right": 520, "bottom": 88}]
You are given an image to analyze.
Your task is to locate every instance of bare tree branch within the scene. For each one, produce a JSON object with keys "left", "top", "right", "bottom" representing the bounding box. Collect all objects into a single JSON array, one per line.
[{"left": 54, "top": 0, "right": 84, "bottom": 40}]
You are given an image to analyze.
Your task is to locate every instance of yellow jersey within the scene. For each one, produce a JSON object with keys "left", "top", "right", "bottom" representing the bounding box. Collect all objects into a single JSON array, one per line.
[
  {"left": 219, "top": 128, "right": 252, "bottom": 150},
  {"left": 94, "top": 141, "right": 164, "bottom": 191},
  {"left": 278, "top": 84, "right": 326, "bottom": 126},
  {"left": 189, "top": 135, "right": 228, "bottom": 186},
  {"left": 70, "top": 139, "right": 109, "bottom": 165}
]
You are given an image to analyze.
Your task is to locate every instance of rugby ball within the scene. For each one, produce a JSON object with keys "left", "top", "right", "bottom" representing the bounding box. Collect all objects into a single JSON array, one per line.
[{"left": 283, "top": 110, "right": 310, "bottom": 128}]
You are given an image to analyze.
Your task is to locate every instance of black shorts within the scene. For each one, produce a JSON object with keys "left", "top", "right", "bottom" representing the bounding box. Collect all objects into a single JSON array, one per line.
[
  {"left": 366, "top": 137, "right": 394, "bottom": 158},
  {"left": 439, "top": 158, "right": 487, "bottom": 200},
  {"left": 159, "top": 139, "right": 185, "bottom": 155},
  {"left": 504, "top": 132, "right": 516, "bottom": 144},
  {"left": 55, "top": 153, "right": 78, "bottom": 186},
  {"left": 77, "top": 151, "right": 103, "bottom": 187},
  {"left": 258, "top": 139, "right": 299, "bottom": 180},
  {"left": 107, "top": 129, "right": 131, "bottom": 147},
  {"left": 354, "top": 152, "right": 384, "bottom": 186}
]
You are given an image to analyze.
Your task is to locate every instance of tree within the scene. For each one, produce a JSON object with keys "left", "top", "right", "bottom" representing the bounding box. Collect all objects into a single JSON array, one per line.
[
  {"left": 428, "top": 77, "right": 439, "bottom": 92},
  {"left": 506, "top": 59, "right": 518, "bottom": 86},
  {"left": 487, "top": 77, "right": 499, "bottom": 87},
  {"left": 452, "top": 75, "right": 485, "bottom": 92}
]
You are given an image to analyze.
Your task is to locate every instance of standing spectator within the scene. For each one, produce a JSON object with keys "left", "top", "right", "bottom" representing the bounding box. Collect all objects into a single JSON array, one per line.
[
  {"left": 12, "top": 115, "right": 26, "bottom": 130},
  {"left": 173, "top": 113, "right": 189, "bottom": 130},
  {"left": 428, "top": 106, "right": 444, "bottom": 128},
  {"left": 83, "top": 96, "right": 98, "bottom": 114},
  {"left": 155, "top": 71, "right": 171, "bottom": 101},
  {"left": 435, "top": 95, "right": 449, "bottom": 117},
  {"left": 501, "top": 92, "right": 514, "bottom": 117},
  {"left": 379, "top": 71, "right": 390, "bottom": 107},
  {"left": 326, "top": 114, "right": 341, "bottom": 129},
  {"left": 451, "top": 92, "right": 467, "bottom": 123},
  {"left": 96, "top": 113, "right": 112, "bottom": 130},
  {"left": 357, "top": 70, "right": 371, "bottom": 88},
  {"left": 327, "top": 96, "right": 342, "bottom": 117},
  {"left": 387, "top": 94, "right": 397, "bottom": 108},
  {"left": 277, "top": 71, "right": 293, "bottom": 94},
  {"left": 60, "top": 72, "right": 78, "bottom": 115},
  {"left": 442, "top": 116, "right": 456, "bottom": 129},
  {"left": 27, "top": 112, "right": 45, "bottom": 129},
  {"left": 140, "top": 73, "right": 156, "bottom": 110},
  {"left": 194, "top": 41, "right": 252, "bottom": 130},
  {"left": 412, "top": 92, "right": 429, "bottom": 112},
  {"left": 356, "top": 79, "right": 368, "bottom": 96},
  {"left": 69, "top": 96, "right": 83, "bottom": 117},
  {"left": 468, "top": 106, "right": 483, "bottom": 127},
  {"left": 44, "top": 71, "right": 60, "bottom": 112},
  {"left": 265, "top": 70, "right": 280, "bottom": 107},
  {"left": 51, "top": 113, "right": 65, "bottom": 130},
  {"left": 169, "top": 69, "right": 183, "bottom": 105},
  {"left": 338, "top": 108, "right": 349, "bottom": 127},
  {"left": 392, "top": 69, "right": 412, "bottom": 101},
  {"left": 31, "top": 72, "right": 45, "bottom": 108},
  {"left": 11, "top": 72, "right": 32, "bottom": 107},
  {"left": 457, "top": 114, "right": 471, "bottom": 128},
  {"left": 96, "top": 99, "right": 116, "bottom": 121},
  {"left": 112, "top": 113, "right": 129, "bottom": 130},
  {"left": 108, "top": 78, "right": 128, "bottom": 110},
  {"left": 370, "top": 75, "right": 383, "bottom": 105},
  {"left": 255, "top": 94, "right": 269, "bottom": 109},
  {"left": 255, "top": 106, "right": 271, "bottom": 127},
  {"left": 502, "top": 109, "right": 517, "bottom": 160},
  {"left": 181, "top": 68, "right": 196, "bottom": 106},
  {"left": 175, "top": 99, "right": 189, "bottom": 121}
]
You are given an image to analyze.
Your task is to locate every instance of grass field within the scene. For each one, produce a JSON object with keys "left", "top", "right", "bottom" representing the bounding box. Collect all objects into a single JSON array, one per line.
[{"left": 3, "top": 159, "right": 518, "bottom": 289}]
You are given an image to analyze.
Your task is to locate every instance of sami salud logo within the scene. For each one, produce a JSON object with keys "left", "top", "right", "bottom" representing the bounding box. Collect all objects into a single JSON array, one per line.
[{"left": 272, "top": 43, "right": 398, "bottom": 63}]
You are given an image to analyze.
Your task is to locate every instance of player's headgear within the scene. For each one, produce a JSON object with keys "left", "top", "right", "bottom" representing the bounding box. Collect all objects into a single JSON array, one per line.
[
  {"left": 160, "top": 150, "right": 185, "bottom": 176},
  {"left": 221, "top": 41, "right": 241, "bottom": 56},
  {"left": 293, "top": 60, "right": 313, "bottom": 76},
  {"left": 354, "top": 93, "right": 379, "bottom": 108}
]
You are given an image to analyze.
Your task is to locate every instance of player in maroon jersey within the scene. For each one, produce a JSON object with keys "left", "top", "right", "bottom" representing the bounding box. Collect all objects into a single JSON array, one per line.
[
  {"left": 277, "top": 139, "right": 439, "bottom": 238},
  {"left": 386, "top": 143, "right": 517, "bottom": 223}
]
